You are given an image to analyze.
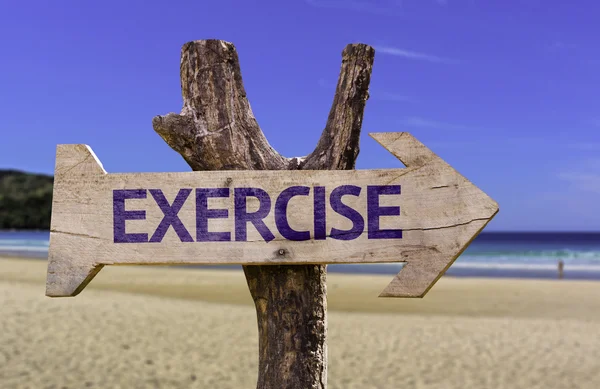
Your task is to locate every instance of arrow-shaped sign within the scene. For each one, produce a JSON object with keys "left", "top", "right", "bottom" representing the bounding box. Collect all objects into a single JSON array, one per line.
[{"left": 46, "top": 132, "right": 498, "bottom": 298}]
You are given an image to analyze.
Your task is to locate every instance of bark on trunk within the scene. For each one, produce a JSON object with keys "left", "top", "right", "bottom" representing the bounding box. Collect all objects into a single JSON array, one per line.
[{"left": 152, "top": 39, "right": 374, "bottom": 389}]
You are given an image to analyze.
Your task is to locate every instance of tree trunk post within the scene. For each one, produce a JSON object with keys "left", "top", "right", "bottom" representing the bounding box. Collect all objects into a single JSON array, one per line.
[{"left": 152, "top": 39, "right": 375, "bottom": 389}]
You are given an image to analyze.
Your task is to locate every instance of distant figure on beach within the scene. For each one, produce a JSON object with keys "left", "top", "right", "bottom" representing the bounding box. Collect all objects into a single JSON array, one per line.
[{"left": 558, "top": 260, "right": 564, "bottom": 279}]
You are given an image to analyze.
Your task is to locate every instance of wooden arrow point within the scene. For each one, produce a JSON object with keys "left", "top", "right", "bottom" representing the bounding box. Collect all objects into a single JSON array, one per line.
[{"left": 371, "top": 132, "right": 499, "bottom": 297}]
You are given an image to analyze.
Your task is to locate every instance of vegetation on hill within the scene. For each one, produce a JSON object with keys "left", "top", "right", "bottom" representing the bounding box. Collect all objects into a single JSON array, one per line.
[{"left": 0, "top": 170, "right": 53, "bottom": 229}]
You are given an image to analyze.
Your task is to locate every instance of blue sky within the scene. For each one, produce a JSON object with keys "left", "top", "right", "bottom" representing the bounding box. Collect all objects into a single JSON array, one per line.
[{"left": 1, "top": 0, "right": 599, "bottom": 231}]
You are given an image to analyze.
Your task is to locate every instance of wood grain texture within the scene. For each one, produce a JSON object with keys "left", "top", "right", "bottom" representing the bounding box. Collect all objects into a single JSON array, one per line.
[{"left": 46, "top": 132, "right": 498, "bottom": 298}]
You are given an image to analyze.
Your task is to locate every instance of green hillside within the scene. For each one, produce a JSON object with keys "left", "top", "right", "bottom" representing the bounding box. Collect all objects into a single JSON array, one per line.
[{"left": 0, "top": 170, "right": 53, "bottom": 229}]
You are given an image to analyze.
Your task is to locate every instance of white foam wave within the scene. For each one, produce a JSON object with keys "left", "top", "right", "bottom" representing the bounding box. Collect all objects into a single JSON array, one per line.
[
  {"left": 364, "top": 262, "right": 600, "bottom": 272},
  {"left": 0, "top": 239, "right": 49, "bottom": 246},
  {"left": 450, "top": 262, "right": 600, "bottom": 272},
  {"left": 0, "top": 245, "right": 49, "bottom": 253}
]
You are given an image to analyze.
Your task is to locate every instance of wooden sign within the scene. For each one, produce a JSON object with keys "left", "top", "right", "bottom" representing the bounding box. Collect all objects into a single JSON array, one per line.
[{"left": 46, "top": 132, "right": 498, "bottom": 298}]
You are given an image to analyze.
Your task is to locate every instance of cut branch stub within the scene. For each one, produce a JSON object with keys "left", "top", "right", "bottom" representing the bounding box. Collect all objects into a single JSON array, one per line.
[
  {"left": 152, "top": 40, "right": 288, "bottom": 171},
  {"left": 152, "top": 39, "right": 375, "bottom": 389}
]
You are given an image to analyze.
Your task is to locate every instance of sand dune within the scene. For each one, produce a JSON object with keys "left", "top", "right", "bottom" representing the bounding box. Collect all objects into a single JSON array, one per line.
[{"left": 1, "top": 257, "right": 600, "bottom": 388}]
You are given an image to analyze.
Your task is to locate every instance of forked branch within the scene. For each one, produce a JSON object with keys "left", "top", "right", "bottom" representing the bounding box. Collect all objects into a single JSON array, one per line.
[
  {"left": 152, "top": 39, "right": 374, "bottom": 172},
  {"left": 152, "top": 39, "right": 375, "bottom": 389}
]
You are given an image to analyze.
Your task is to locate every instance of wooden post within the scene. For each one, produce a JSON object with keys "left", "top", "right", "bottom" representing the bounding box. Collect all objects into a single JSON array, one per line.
[{"left": 152, "top": 40, "right": 375, "bottom": 389}]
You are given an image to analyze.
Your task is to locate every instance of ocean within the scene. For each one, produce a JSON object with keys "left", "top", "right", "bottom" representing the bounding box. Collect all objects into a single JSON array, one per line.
[{"left": 2, "top": 231, "right": 600, "bottom": 280}]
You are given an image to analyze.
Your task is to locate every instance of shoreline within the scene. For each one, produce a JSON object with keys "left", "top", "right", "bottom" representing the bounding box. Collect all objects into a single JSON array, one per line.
[
  {"left": 3, "top": 255, "right": 600, "bottom": 318},
  {"left": 3, "top": 252, "right": 600, "bottom": 281},
  {"left": 3, "top": 231, "right": 600, "bottom": 282}
]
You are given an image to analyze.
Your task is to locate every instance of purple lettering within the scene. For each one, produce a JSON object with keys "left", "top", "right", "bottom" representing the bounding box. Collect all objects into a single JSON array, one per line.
[
  {"left": 196, "top": 188, "right": 231, "bottom": 242},
  {"left": 329, "top": 185, "right": 364, "bottom": 241},
  {"left": 275, "top": 186, "right": 310, "bottom": 241},
  {"left": 313, "top": 186, "right": 326, "bottom": 240},
  {"left": 113, "top": 189, "right": 148, "bottom": 243},
  {"left": 367, "top": 185, "right": 402, "bottom": 239},
  {"left": 113, "top": 183, "right": 402, "bottom": 244},
  {"left": 234, "top": 188, "right": 275, "bottom": 242},
  {"left": 149, "top": 189, "right": 194, "bottom": 243}
]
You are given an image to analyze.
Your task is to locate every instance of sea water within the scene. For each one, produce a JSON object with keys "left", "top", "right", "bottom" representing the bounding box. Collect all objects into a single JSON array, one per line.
[
  {"left": 2, "top": 231, "right": 600, "bottom": 279},
  {"left": 0, "top": 230, "right": 49, "bottom": 258}
]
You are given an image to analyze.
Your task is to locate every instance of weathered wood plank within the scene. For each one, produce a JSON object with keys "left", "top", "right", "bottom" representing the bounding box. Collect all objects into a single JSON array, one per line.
[{"left": 46, "top": 132, "right": 498, "bottom": 297}]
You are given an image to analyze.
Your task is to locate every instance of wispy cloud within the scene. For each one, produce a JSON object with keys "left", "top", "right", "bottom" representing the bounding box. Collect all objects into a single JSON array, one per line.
[
  {"left": 547, "top": 41, "right": 577, "bottom": 51},
  {"left": 546, "top": 46, "right": 600, "bottom": 66},
  {"left": 317, "top": 78, "right": 333, "bottom": 89},
  {"left": 558, "top": 172, "right": 600, "bottom": 194},
  {"left": 375, "top": 45, "right": 460, "bottom": 64},
  {"left": 303, "top": 0, "right": 399, "bottom": 15},
  {"left": 398, "top": 116, "right": 475, "bottom": 131},
  {"left": 374, "top": 92, "right": 415, "bottom": 103},
  {"left": 558, "top": 159, "right": 600, "bottom": 194},
  {"left": 568, "top": 143, "right": 600, "bottom": 151},
  {"left": 423, "top": 140, "right": 480, "bottom": 149},
  {"left": 318, "top": 79, "right": 415, "bottom": 102},
  {"left": 305, "top": 0, "right": 451, "bottom": 13}
]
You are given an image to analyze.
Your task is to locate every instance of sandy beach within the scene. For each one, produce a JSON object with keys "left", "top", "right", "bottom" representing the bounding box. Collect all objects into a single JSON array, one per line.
[{"left": 1, "top": 257, "right": 600, "bottom": 389}]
